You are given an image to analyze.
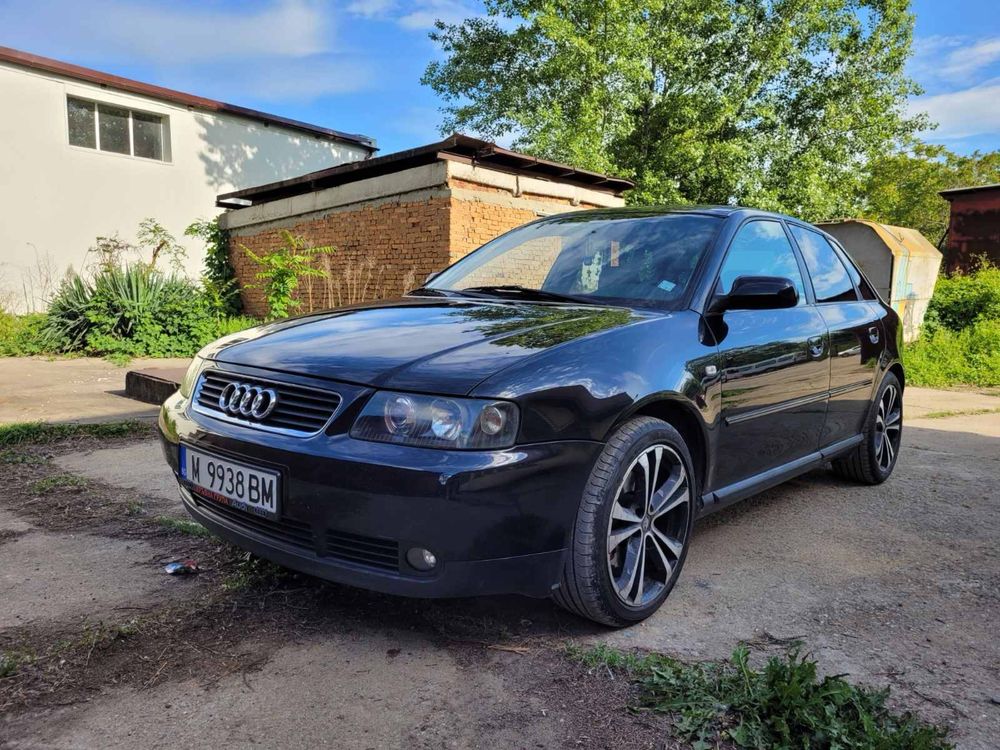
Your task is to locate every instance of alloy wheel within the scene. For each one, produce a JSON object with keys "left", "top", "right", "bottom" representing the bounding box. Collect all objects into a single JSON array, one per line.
[
  {"left": 606, "top": 444, "right": 691, "bottom": 608},
  {"left": 874, "top": 383, "right": 902, "bottom": 471}
]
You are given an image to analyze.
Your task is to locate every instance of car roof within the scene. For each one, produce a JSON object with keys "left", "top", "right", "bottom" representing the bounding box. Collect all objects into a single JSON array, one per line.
[{"left": 536, "top": 205, "right": 806, "bottom": 223}]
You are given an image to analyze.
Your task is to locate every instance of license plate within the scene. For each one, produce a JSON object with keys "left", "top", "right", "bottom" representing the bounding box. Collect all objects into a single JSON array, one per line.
[{"left": 180, "top": 445, "right": 280, "bottom": 519}]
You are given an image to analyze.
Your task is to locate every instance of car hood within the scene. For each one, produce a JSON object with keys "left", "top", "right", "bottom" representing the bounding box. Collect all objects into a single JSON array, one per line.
[{"left": 204, "top": 298, "right": 645, "bottom": 394}]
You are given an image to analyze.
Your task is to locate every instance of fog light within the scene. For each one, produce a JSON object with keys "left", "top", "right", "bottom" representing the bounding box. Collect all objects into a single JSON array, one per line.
[{"left": 406, "top": 547, "right": 437, "bottom": 571}]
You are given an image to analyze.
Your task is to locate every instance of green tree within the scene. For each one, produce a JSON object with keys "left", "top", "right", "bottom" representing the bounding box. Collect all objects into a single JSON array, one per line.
[
  {"left": 423, "top": 0, "right": 925, "bottom": 220},
  {"left": 856, "top": 143, "right": 1000, "bottom": 242}
]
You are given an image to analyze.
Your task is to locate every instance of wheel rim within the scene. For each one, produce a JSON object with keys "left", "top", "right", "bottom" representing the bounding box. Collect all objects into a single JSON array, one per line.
[
  {"left": 606, "top": 444, "right": 691, "bottom": 608},
  {"left": 874, "top": 383, "right": 902, "bottom": 471}
]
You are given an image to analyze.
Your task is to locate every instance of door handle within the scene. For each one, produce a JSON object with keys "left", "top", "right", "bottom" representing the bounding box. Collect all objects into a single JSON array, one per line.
[
  {"left": 868, "top": 325, "right": 880, "bottom": 344},
  {"left": 808, "top": 335, "right": 825, "bottom": 359}
]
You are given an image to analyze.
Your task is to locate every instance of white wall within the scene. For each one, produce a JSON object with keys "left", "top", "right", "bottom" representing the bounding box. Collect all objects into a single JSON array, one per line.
[{"left": 0, "top": 62, "right": 370, "bottom": 311}]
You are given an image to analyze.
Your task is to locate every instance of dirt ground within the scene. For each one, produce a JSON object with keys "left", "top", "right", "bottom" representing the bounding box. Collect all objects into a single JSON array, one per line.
[{"left": 1, "top": 393, "right": 998, "bottom": 749}]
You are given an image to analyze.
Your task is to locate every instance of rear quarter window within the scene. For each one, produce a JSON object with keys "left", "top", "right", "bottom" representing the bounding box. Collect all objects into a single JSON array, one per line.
[{"left": 790, "top": 225, "right": 859, "bottom": 303}]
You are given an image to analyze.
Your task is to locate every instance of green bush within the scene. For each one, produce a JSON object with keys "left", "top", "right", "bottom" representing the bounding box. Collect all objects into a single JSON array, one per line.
[
  {"left": 924, "top": 263, "right": 1000, "bottom": 333},
  {"left": 906, "top": 263, "right": 1000, "bottom": 388},
  {"left": 906, "top": 319, "right": 1000, "bottom": 388},
  {"left": 0, "top": 312, "right": 50, "bottom": 356},
  {"left": 43, "top": 266, "right": 227, "bottom": 358},
  {"left": 186, "top": 217, "right": 242, "bottom": 316}
]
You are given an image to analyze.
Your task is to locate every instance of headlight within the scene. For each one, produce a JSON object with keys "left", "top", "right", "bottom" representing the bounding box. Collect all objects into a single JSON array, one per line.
[
  {"left": 178, "top": 356, "right": 205, "bottom": 399},
  {"left": 351, "top": 392, "right": 519, "bottom": 449}
]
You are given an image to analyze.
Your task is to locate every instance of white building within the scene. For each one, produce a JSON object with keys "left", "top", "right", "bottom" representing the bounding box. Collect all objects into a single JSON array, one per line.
[{"left": 0, "top": 46, "right": 375, "bottom": 311}]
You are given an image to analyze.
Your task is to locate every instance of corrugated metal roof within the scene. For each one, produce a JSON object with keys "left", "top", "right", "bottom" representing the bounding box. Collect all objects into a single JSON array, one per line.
[
  {"left": 0, "top": 45, "right": 376, "bottom": 151},
  {"left": 216, "top": 134, "right": 635, "bottom": 207},
  {"left": 817, "top": 219, "right": 943, "bottom": 260}
]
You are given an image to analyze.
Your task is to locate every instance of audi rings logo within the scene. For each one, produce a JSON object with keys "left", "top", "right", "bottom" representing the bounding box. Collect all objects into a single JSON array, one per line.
[{"left": 218, "top": 382, "right": 278, "bottom": 420}]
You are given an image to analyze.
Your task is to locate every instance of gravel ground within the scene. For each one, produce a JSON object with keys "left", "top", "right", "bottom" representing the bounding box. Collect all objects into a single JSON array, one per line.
[{"left": 0, "top": 393, "right": 997, "bottom": 748}]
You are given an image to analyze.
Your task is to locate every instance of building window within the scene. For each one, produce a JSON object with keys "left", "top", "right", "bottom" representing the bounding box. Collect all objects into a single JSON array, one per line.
[{"left": 67, "top": 96, "right": 167, "bottom": 161}]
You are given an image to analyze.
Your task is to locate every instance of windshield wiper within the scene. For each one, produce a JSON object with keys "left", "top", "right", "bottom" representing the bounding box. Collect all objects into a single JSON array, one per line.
[
  {"left": 407, "top": 287, "right": 465, "bottom": 298},
  {"left": 458, "top": 285, "right": 595, "bottom": 305}
]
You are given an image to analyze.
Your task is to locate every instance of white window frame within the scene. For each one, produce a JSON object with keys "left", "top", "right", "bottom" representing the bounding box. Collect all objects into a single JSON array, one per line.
[{"left": 66, "top": 95, "right": 172, "bottom": 163}]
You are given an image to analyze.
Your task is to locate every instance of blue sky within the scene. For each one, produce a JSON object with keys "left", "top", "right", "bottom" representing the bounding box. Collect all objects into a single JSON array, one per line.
[{"left": 1, "top": 0, "right": 998, "bottom": 156}]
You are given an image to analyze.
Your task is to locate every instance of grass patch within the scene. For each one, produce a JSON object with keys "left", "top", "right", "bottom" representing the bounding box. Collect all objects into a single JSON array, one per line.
[
  {"left": 0, "top": 448, "right": 47, "bottom": 464},
  {"left": 0, "top": 420, "right": 148, "bottom": 447},
  {"left": 155, "top": 515, "right": 213, "bottom": 538},
  {"left": 0, "top": 651, "right": 27, "bottom": 678},
  {"left": 571, "top": 644, "right": 951, "bottom": 749},
  {"left": 921, "top": 407, "right": 1000, "bottom": 419},
  {"left": 30, "top": 474, "right": 88, "bottom": 493},
  {"left": 222, "top": 552, "right": 290, "bottom": 591}
]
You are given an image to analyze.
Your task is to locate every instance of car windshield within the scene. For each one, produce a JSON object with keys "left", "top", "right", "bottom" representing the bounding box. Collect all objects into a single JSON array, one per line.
[{"left": 426, "top": 212, "right": 722, "bottom": 308}]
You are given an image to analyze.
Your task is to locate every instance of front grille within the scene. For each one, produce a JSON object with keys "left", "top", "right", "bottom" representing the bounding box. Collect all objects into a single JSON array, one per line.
[
  {"left": 190, "top": 488, "right": 314, "bottom": 550},
  {"left": 323, "top": 529, "right": 400, "bottom": 572},
  {"left": 194, "top": 369, "right": 341, "bottom": 436}
]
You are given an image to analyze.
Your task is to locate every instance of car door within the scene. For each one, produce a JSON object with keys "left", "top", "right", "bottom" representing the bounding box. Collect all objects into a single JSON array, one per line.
[
  {"left": 788, "top": 224, "right": 883, "bottom": 448},
  {"left": 709, "top": 219, "right": 831, "bottom": 490}
]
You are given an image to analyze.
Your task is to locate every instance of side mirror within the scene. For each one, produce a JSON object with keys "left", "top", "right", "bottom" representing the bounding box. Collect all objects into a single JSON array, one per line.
[{"left": 713, "top": 276, "right": 798, "bottom": 312}]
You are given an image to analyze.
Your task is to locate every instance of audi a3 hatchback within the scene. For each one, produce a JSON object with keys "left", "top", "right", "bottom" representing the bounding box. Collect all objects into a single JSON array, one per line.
[{"left": 159, "top": 207, "right": 903, "bottom": 626}]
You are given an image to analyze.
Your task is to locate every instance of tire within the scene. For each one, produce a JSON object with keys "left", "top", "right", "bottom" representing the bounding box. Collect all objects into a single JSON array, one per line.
[
  {"left": 831, "top": 372, "right": 903, "bottom": 484},
  {"left": 552, "top": 417, "right": 697, "bottom": 627}
]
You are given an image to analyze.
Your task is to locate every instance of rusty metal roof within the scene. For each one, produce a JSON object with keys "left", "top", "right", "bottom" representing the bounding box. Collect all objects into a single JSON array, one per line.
[
  {"left": 939, "top": 183, "right": 1000, "bottom": 199},
  {"left": 817, "top": 219, "right": 943, "bottom": 260},
  {"left": 216, "top": 134, "right": 635, "bottom": 207},
  {"left": 0, "top": 46, "right": 376, "bottom": 151}
]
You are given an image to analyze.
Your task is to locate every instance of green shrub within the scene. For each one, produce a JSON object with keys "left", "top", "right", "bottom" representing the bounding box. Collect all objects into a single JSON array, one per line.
[
  {"left": 905, "top": 319, "right": 1000, "bottom": 388},
  {"left": 925, "top": 262, "right": 1000, "bottom": 332},
  {"left": 243, "top": 231, "right": 334, "bottom": 319},
  {"left": 187, "top": 217, "right": 242, "bottom": 316},
  {"left": 43, "top": 266, "right": 220, "bottom": 358},
  {"left": 0, "top": 312, "right": 50, "bottom": 356}
]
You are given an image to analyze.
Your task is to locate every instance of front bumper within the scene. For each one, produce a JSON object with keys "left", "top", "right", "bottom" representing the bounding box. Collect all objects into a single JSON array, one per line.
[{"left": 159, "top": 382, "right": 601, "bottom": 599}]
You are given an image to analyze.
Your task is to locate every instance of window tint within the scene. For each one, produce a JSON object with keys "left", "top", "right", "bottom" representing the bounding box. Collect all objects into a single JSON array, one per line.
[
  {"left": 790, "top": 225, "right": 858, "bottom": 303},
  {"left": 717, "top": 221, "right": 806, "bottom": 304},
  {"left": 67, "top": 97, "right": 96, "bottom": 148},
  {"left": 830, "top": 240, "right": 878, "bottom": 300}
]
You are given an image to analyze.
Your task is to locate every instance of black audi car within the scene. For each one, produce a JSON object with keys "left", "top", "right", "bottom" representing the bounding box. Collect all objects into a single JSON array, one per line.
[{"left": 159, "top": 207, "right": 903, "bottom": 626}]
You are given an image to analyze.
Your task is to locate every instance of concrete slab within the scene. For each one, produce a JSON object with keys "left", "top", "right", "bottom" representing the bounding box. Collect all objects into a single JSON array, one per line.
[
  {"left": 54, "top": 440, "right": 180, "bottom": 506},
  {"left": 0, "top": 530, "right": 194, "bottom": 631},
  {"left": 905, "top": 386, "right": 1000, "bottom": 417},
  {"left": 0, "top": 357, "right": 190, "bottom": 425},
  {"left": 5, "top": 631, "right": 561, "bottom": 750}
]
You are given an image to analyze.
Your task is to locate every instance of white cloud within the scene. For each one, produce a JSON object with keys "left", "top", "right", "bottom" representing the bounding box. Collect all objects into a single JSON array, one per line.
[
  {"left": 398, "top": 1, "right": 479, "bottom": 30},
  {"left": 345, "top": 0, "right": 396, "bottom": 18},
  {"left": 939, "top": 37, "right": 1000, "bottom": 82},
  {"left": 910, "top": 34, "right": 1000, "bottom": 86},
  {"left": 910, "top": 80, "right": 1000, "bottom": 140},
  {"left": 0, "top": 0, "right": 333, "bottom": 64},
  {"left": 344, "top": 0, "right": 478, "bottom": 30}
]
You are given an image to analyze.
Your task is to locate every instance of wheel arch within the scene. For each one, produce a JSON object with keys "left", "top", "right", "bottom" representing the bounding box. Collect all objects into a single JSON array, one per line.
[{"left": 608, "top": 395, "right": 709, "bottom": 497}]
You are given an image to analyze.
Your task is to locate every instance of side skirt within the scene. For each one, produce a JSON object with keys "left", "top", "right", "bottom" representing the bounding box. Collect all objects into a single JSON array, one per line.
[{"left": 697, "top": 434, "right": 863, "bottom": 518}]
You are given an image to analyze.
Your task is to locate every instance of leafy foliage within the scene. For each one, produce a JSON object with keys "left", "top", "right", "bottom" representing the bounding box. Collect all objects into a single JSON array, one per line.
[
  {"left": 905, "top": 263, "right": 1000, "bottom": 388},
  {"left": 186, "top": 217, "right": 242, "bottom": 316},
  {"left": 0, "top": 312, "right": 49, "bottom": 356},
  {"left": 574, "top": 644, "right": 951, "bottom": 750},
  {"left": 856, "top": 144, "right": 1000, "bottom": 242},
  {"left": 424, "top": 0, "right": 924, "bottom": 219},
  {"left": 242, "top": 231, "right": 335, "bottom": 319}
]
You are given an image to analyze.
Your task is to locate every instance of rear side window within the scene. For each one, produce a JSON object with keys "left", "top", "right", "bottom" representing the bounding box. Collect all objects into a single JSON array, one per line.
[
  {"left": 790, "top": 225, "right": 858, "bottom": 303},
  {"left": 830, "top": 240, "right": 879, "bottom": 301},
  {"left": 717, "top": 220, "right": 806, "bottom": 305}
]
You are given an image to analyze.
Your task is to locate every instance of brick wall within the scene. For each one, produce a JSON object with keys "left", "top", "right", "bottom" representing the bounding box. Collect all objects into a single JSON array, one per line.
[{"left": 228, "top": 167, "right": 617, "bottom": 317}]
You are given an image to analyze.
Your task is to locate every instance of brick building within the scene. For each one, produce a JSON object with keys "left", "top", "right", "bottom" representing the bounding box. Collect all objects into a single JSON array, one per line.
[
  {"left": 939, "top": 183, "right": 1000, "bottom": 272},
  {"left": 216, "top": 135, "right": 632, "bottom": 317}
]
